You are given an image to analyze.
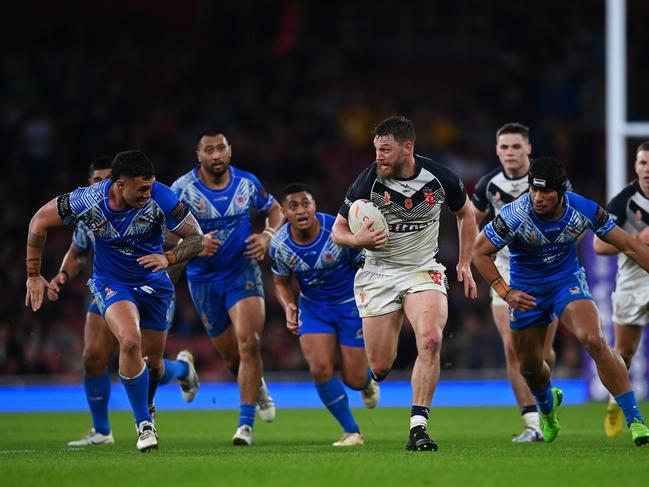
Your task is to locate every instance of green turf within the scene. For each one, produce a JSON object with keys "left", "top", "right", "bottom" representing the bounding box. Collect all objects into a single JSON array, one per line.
[{"left": 0, "top": 404, "right": 647, "bottom": 487}]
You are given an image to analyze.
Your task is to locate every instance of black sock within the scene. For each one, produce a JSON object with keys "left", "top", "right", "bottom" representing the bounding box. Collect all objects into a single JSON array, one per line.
[
  {"left": 521, "top": 405, "right": 538, "bottom": 415},
  {"left": 372, "top": 370, "right": 390, "bottom": 382},
  {"left": 410, "top": 405, "right": 430, "bottom": 425}
]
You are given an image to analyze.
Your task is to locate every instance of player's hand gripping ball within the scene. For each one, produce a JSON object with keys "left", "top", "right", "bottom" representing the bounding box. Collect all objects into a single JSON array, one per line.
[{"left": 348, "top": 199, "right": 388, "bottom": 237}]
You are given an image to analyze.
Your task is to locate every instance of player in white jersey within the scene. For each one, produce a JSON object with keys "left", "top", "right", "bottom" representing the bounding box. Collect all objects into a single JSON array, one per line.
[
  {"left": 472, "top": 123, "right": 558, "bottom": 442},
  {"left": 594, "top": 141, "right": 649, "bottom": 437},
  {"left": 332, "top": 115, "right": 478, "bottom": 451}
]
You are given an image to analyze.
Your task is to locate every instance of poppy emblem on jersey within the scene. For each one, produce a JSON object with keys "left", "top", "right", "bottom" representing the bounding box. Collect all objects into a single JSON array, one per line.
[
  {"left": 529, "top": 231, "right": 537, "bottom": 244},
  {"left": 384, "top": 191, "right": 391, "bottom": 205},
  {"left": 104, "top": 287, "right": 116, "bottom": 299},
  {"left": 428, "top": 271, "right": 442, "bottom": 285},
  {"left": 423, "top": 188, "right": 436, "bottom": 206},
  {"left": 404, "top": 197, "right": 413, "bottom": 209}
]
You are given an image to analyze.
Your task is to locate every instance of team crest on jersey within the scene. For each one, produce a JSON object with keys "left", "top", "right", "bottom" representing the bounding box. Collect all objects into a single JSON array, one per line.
[
  {"left": 246, "top": 280, "right": 255, "bottom": 290},
  {"left": 529, "top": 231, "right": 537, "bottom": 244},
  {"left": 199, "top": 198, "right": 207, "bottom": 215},
  {"left": 568, "top": 286, "right": 581, "bottom": 295},
  {"left": 235, "top": 195, "right": 246, "bottom": 207},
  {"left": 384, "top": 191, "right": 391, "bottom": 205},
  {"left": 324, "top": 252, "right": 334, "bottom": 262},
  {"left": 359, "top": 288, "right": 367, "bottom": 304},
  {"left": 104, "top": 287, "right": 116, "bottom": 299},
  {"left": 566, "top": 225, "right": 579, "bottom": 238},
  {"left": 636, "top": 210, "right": 642, "bottom": 222},
  {"left": 423, "top": 188, "right": 436, "bottom": 206},
  {"left": 495, "top": 192, "right": 501, "bottom": 202}
]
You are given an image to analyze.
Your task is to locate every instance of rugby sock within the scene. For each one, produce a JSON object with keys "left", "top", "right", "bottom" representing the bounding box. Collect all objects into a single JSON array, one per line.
[
  {"left": 239, "top": 404, "right": 256, "bottom": 428},
  {"left": 521, "top": 405, "right": 540, "bottom": 430},
  {"left": 158, "top": 358, "right": 189, "bottom": 386},
  {"left": 371, "top": 370, "right": 390, "bottom": 383},
  {"left": 84, "top": 371, "right": 111, "bottom": 435},
  {"left": 615, "top": 390, "right": 645, "bottom": 426},
  {"left": 119, "top": 365, "right": 151, "bottom": 424},
  {"left": 315, "top": 377, "right": 359, "bottom": 434},
  {"left": 532, "top": 383, "right": 554, "bottom": 414},
  {"left": 410, "top": 405, "right": 429, "bottom": 430}
]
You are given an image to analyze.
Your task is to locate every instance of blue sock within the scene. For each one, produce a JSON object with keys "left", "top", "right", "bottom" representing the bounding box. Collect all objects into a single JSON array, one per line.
[
  {"left": 158, "top": 359, "right": 189, "bottom": 386},
  {"left": 532, "top": 383, "right": 554, "bottom": 414},
  {"left": 84, "top": 372, "right": 111, "bottom": 435},
  {"left": 120, "top": 366, "right": 151, "bottom": 424},
  {"left": 615, "top": 390, "right": 645, "bottom": 426},
  {"left": 239, "top": 404, "right": 256, "bottom": 428},
  {"left": 315, "top": 377, "right": 359, "bottom": 434}
]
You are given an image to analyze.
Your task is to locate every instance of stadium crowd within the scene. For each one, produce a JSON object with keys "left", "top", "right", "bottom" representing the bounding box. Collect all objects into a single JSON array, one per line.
[{"left": 2, "top": 0, "right": 649, "bottom": 381}]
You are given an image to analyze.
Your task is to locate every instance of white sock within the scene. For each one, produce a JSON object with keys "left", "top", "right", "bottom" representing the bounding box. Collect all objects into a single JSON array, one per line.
[
  {"left": 522, "top": 411, "right": 540, "bottom": 431},
  {"left": 410, "top": 415, "right": 428, "bottom": 430}
]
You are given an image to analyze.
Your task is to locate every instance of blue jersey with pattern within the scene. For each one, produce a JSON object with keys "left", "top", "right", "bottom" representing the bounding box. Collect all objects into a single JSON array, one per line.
[
  {"left": 71, "top": 220, "right": 94, "bottom": 252},
  {"left": 269, "top": 213, "right": 364, "bottom": 304},
  {"left": 170, "top": 165, "right": 274, "bottom": 282},
  {"left": 483, "top": 192, "right": 616, "bottom": 286},
  {"left": 56, "top": 179, "right": 189, "bottom": 287}
]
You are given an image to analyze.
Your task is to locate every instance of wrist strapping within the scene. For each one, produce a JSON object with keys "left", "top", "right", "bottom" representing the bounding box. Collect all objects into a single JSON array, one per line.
[{"left": 163, "top": 251, "right": 177, "bottom": 265}]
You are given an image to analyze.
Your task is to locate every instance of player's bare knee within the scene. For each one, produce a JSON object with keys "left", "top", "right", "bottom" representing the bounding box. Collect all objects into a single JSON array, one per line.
[
  {"left": 237, "top": 335, "right": 261, "bottom": 359},
  {"left": 416, "top": 331, "right": 442, "bottom": 358},
  {"left": 119, "top": 337, "right": 141, "bottom": 359},
  {"left": 342, "top": 372, "right": 368, "bottom": 390},
  {"left": 310, "top": 363, "right": 334, "bottom": 383},
  {"left": 580, "top": 333, "right": 607, "bottom": 358}
]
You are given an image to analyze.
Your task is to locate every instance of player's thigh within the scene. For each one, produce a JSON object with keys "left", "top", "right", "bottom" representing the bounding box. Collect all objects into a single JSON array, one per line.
[
  {"left": 83, "top": 311, "right": 118, "bottom": 362},
  {"left": 559, "top": 299, "right": 602, "bottom": 341},
  {"left": 403, "top": 289, "right": 448, "bottom": 343},
  {"left": 511, "top": 325, "right": 548, "bottom": 366},
  {"left": 299, "top": 333, "right": 337, "bottom": 373},
  {"left": 104, "top": 299, "right": 141, "bottom": 342},
  {"left": 614, "top": 323, "right": 643, "bottom": 354},
  {"left": 229, "top": 296, "right": 265, "bottom": 340},
  {"left": 141, "top": 328, "right": 168, "bottom": 368},
  {"left": 543, "top": 317, "right": 559, "bottom": 356},
  {"left": 362, "top": 310, "right": 403, "bottom": 359}
]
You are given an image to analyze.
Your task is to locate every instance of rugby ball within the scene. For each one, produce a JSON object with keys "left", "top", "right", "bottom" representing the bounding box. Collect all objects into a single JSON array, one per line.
[{"left": 348, "top": 199, "right": 388, "bottom": 235}]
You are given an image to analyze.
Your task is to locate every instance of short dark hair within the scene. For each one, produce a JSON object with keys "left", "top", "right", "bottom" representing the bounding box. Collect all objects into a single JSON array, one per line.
[
  {"left": 88, "top": 156, "right": 113, "bottom": 178},
  {"left": 196, "top": 129, "right": 227, "bottom": 148},
  {"left": 637, "top": 141, "right": 649, "bottom": 153},
  {"left": 373, "top": 115, "right": 416, "bottom": 145},
  {"left": 111, "top": 150, "right": 155, "bottom": 181},
  {"left": 496, "top": 122, "right": 530, "bottom": 141},
  {"left": 279, "top": 183, "right": 313, "bottom": 204}
]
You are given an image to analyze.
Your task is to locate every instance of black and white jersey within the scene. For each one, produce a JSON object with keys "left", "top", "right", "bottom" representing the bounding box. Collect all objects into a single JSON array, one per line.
[
  {"left": 339, "top": 154, "right": 467, "bottom": 274},
  {"left": 472, "top": 167, "right": 530, "bottom": 266},
  {"left": 607, "top": 180, "right": 649, "bottom": 291}
]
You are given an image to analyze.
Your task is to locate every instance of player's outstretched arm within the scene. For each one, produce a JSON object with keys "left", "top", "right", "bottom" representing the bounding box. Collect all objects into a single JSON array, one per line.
[
  {"left": 272, "top": 274, "right": 299, "bottom": 334},
  {"left": 138, "top": 213, "right": 204, "bottom": 273},
  {"left": 245, "top": 200, "right": 284, "bottom": 261},
  {"left": 455, "top": 196, "right": 478, "bottom": 298},
  {"left": 472, "top": 232, "right": 536, "bottom": 311},
  {"left": 47, "top": 244, "right": 91, "bottom": 301},
  {"left": 331, "top": 213, "right": 387, "bottom": 250},
  {"left": 601, "top": 226, "right": 649, "bottom": 273},
  {"left": 595, "top": 226, "right": 649, "bottom": 256},
  {"left": 25, "top": 198, "right": 64, "bottom": 311}
]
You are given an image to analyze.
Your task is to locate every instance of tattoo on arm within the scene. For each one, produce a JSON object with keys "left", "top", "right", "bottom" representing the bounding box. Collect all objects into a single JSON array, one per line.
[
  {"left": 27, "top": 231, "right": 46, "bottom": 249},
  {"left": 163, "top": 216, "right": 203, "bottom": 265}
]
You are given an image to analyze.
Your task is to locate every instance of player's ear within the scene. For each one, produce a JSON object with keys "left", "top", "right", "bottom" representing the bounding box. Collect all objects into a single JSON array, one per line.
[
  {"left": 403, "top": 140, "right": 413, "bottom": 155},
  {"left": 526, "top": 143, "right": 532, "bottom": 155}
]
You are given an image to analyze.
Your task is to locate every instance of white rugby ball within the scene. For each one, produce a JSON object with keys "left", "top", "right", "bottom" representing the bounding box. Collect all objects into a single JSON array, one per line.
[{"left": 348, "top": 199, "right": 388, "bottom": 235}]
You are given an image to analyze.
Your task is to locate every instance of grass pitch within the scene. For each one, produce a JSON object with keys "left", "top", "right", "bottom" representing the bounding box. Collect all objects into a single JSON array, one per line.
[{"left": 0, "top": 404, "right": 647, "bottom": 487}]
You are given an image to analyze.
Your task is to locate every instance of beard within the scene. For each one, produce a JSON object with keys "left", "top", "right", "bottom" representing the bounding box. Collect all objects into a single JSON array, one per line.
[{"left": 375, "top": 157, "right": 405, "bottom": 178}]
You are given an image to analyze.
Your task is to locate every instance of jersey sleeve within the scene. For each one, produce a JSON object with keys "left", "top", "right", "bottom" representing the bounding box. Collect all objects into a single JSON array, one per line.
[
  {"left": 339, "top": 164, "right": 376, "bottom": 219},
  {"left": 56, "top": 186, "right": 90, "bottom": 225},
  {"left": 483, "top": 202, "right": 518, "bottom": 250},
  {"left": 471, "top": 173, "right": 491, "bottom": 212},
  {"left": 153, "top": 182, "right": 190, "bottom": 232},
  {"left": 269, "top": 237, "right": 290, "bottom": 277},
  {"left": 568, "top": 192, "right": 616, "bottom": 238},
  {"left": 437, "top": 165, "right": 467, "bottom": 212},
  {"left": 245, "top": 172, "right": 274, "bottom": 213},
  {"left": 606, "top": 187, "right": 631, "bottom": 227}
]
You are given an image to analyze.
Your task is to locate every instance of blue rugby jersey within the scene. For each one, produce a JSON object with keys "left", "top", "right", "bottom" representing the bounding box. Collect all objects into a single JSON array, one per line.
[
  {"left": 56, "top": 179, "right": 189, "bottom": 287},
  {"left": 269, "top": 213, "right": 364, "bottom": 304},
  {"left": 483, "top": 191, "right": 616, "bottom": 287},
  {"left": 71, "top": 220, "right": 94, "bottom": 252},
  {"left": 171, "top": 165, "right": 274, "bottom": 282}
]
